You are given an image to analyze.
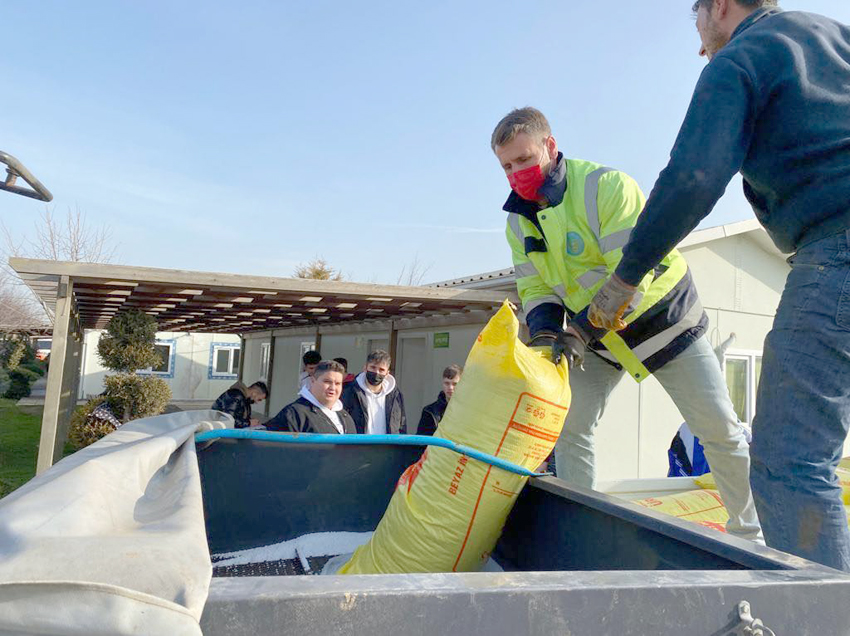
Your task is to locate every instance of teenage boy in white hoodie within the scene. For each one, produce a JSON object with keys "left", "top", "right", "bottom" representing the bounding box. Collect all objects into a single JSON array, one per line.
[{"left": 340, "top": 350, "right": 407, "bottom": 435}]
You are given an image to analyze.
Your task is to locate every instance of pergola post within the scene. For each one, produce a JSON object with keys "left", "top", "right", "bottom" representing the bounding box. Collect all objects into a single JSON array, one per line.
[
  {"left": 264, "top": 335, "right": 276, "bottom": 417},
  {"left": 36, "top": 275, "right": 82, "bottom": 474},
  {"left": 388, "top": 321, "right": 398, "bottom": 375},
  {"left": 237, "top": 335, "right": 245, "bottom": 383}
]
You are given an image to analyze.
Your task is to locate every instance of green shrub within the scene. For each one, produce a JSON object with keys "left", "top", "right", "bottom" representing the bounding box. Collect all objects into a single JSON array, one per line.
[
  {"left": 103, "top": 374, "right": 171, "bottom": 422},
  {"left": 68, "top": 310, "right": 173, "bottom": 449},
  {"left": 19, "top": 341, "right": 36, "bottom": 366},
  {"left": 3, "top": 368, "right": 38, "bottom": 400},
  {"left": 1, "top": 339, "right": 36, "bottom": 371},
  {"left": 96, "top": 310, "right": 161, "bottom": 372},
  {"left": 11, "top": 367, "right": 39, "bottom": 383},
  {"left": 5, "top": 341, "right": 25, "bottom": 371},
  {"left": 69, "top": 375, "right": 172, "bottom": 449},
  {"left": 21, "top": 362, "right": 45, "bottom": 377},
  {"left": 68, "top": 395, "right": 109, "bottom": 450},
  {"left": 69, "top": 397, "right": 111, "bottom": 449}
]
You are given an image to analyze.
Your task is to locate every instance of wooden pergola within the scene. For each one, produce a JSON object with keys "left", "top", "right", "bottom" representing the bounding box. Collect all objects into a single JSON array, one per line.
[{"left": 10, "top": 258, "right": 511, "bottom": 473}]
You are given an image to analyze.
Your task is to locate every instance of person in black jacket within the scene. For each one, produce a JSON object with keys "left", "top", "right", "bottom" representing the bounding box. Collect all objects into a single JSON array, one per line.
[
  {"left": 266, "top": 360, "right": 355, "bottom": 434},
  {"left": 341, "top": 350, "right": 406, "bottom": 435},
  {"left": 417, "top": 365, "right": 462, "bottom": 436},
  {"left": 211, "top": 380, "right": 268, "bottom": 428}
]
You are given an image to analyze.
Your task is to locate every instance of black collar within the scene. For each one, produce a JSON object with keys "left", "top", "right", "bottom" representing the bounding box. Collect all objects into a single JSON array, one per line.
[{"left": 502, "top": 153, "right": 568, "bottom": 223}]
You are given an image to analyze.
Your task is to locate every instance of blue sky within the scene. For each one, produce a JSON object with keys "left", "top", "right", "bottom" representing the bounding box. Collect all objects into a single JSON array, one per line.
[{"left": 3, "top": 1, "right": 849, "bottom": 284}]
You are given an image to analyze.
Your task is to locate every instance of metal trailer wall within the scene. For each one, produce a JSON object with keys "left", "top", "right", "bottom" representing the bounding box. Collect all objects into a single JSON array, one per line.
[{"left": 197, "top": 440, "right": 850, "bottom": 636}]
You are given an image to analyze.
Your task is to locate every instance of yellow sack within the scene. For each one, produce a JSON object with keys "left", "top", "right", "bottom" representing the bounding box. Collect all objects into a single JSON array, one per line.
[
  {"left": 693, "top": 473, "right": 717, "bottom": 490},
  {"left": 839, "top": 466, "right": 850, "bottom": 505},
  {"left": 651, "top": 459, "right": 850, "bottom": 534},
  {"left": 634, "top": 490, "right": 730, "bottom": 533},
  {"left": 697, "top": 462, "right": 850, "bottom": 505},
  {"left": 339, "top": 301, "right": 570, "bottom": 574}
]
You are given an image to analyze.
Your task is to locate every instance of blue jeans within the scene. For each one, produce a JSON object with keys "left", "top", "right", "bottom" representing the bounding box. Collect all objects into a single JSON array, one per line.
[{"left": 750, "top": 228, "right": 850, "bottom": 571}]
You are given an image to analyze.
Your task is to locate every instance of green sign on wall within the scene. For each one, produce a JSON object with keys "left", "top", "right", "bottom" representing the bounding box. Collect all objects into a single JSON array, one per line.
[{"left": 433, "top": 332, "right": 450, "bottom": 348}]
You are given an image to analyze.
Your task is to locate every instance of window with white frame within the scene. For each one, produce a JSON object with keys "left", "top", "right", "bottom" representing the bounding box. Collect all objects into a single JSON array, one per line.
[
  {"left": 298, "top": 342, "right": 316, "bottom": 370},
  {"left": 138, "top": 340, "right": 175, "bottom": 377},
  {"left": 260, "top": 342, "right": 271, "bottom": 380},
  {"left": 724, "top": 350, "right": 763, "bottom": 423},
  {"left": 210, "top": 343, "right": 241, "bottom": 379}
]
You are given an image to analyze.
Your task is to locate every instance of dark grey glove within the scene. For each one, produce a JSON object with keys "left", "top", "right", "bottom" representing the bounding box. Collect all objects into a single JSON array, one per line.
[{"left": 528, "top": 326, "right": 587, "bottom": 369}]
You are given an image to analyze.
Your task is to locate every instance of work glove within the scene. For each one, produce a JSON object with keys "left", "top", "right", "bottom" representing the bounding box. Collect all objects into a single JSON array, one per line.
[
  {"left": 528, "top": 324, "right": 587, "bottom": 369},
  {"left": 588, "top": 273, "right": 638, "bottom": 331}
]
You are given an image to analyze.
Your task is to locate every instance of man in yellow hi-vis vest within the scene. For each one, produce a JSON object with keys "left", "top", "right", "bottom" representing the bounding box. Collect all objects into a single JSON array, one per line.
[{"left": 491, "top": 107, "right": 761, "bottom": 541}]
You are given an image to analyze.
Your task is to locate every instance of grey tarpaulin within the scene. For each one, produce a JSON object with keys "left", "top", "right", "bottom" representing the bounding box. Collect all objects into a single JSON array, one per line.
[{"left": 0, "top": 410, "right": 232, "bottom": 636}]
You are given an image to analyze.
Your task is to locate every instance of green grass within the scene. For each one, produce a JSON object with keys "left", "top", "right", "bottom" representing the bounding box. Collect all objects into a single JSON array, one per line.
[
  {"left": 0, "top": 398, "right": 43, "bottom": 497},
  {"left": 0, "top": 399, "right": 76, "bottom": 498}
]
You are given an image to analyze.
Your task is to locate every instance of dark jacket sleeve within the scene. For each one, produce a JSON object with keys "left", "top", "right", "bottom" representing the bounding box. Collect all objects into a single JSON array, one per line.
[
  {"left": 267, "top": 404, "right": 310, "bottom": 433},
  {"left": 341, "top": 385, "right": 365, "bottom": 434},
  {"left": 417, "top": 408, "right": 436, "bottom": 436},
  {"left": 340, "top": 410, "right": 357, "bottom": 435},
  {"left": 212, "top": 389, "right": 251, "bottom": 428},
  {"left": 396, "top": 390, "right": 407, "bottom": 434},
  {"left": 264, "top": 406, "right": 290, "bottom": 431},
  {"left": 571, "top": 309, "right": 608, "bottom": 343},
  {"left": 616, "top": 57, "right": 756, "bottom": 285},
  {"left": 526, "top": 303, "right": 566, "bottom": 338}
]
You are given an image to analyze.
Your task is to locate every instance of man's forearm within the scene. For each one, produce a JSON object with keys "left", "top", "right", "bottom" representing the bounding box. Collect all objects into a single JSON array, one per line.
[
  {"left": 571, "top": 307, "right": 607, "bottom": 342},
  {"left": 616, "top": 58, "right": 754, "bottom": 285},
  {"left": 615, "top": 166, "right": 726, "bottom": 285},
  {"left": 525, "top": 302, "right": 565, "bottom": 338}
]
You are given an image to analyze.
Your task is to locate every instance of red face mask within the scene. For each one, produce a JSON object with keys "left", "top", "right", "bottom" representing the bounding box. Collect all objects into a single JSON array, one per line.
[{"left": 508, "top": 164, "right": 546, "bottom": 201}]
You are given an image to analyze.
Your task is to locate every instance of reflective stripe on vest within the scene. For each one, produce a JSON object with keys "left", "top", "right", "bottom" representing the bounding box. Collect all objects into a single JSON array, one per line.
[
  {"left": 514, "top": 261, "right": 538, "bottom": 279},
  {"left": 577, "top": 266, "right": 607, "bottom": 290},
  {"left": 508, "top": 213, "right": 523, "bottom": 243},
  {"left": 630, "top": 298, "right": 705, "bottom": 361},
  {"left": 524, "top": 295, "right": 562, "bottom": 314},
  {"left": 598, "top": 227, "right": 633, "bottom": 254},
  {"left": 584, "top": 167, "right": 613, "bottom": 238}
]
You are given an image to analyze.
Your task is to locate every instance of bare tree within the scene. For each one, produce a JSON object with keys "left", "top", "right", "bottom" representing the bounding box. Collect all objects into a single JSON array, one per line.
[
  {"left": 293, "top": 257, "right": 345, "bottom": 281},
  {"left": 24, "top": 208, "right": 115, "bottom": 263},
  {"left": 395, "top": 254, "right": 432, "bottom": 286},
  {"left": 0, "top": 265, "right": 46, "bottom": 331},
  {"left": 1, "top": 207, "right": 116, "bottom": 330}
]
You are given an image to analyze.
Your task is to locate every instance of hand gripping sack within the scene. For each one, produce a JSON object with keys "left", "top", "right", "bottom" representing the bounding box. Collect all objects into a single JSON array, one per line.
[{"left": 338, "top": 301, "right": 571, "bottom": 574}]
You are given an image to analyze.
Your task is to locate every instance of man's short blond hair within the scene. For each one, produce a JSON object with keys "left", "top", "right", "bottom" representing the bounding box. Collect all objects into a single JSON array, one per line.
[{"left": 490, "top": 107, "right": 552, "bottom": 152}]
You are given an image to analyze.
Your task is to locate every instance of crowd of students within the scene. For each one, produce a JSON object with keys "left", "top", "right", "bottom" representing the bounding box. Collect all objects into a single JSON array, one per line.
[{"left": 211, "top": 349, "right": 463, "bottom": 437}]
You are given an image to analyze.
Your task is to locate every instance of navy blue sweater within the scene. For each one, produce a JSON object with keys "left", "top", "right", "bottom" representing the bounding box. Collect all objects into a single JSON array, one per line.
[{"left": 617, "top": 8, "right": 850, "bottom": 285}]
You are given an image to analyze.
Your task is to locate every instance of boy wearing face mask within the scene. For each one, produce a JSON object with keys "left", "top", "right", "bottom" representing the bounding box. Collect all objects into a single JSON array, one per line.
[{"left": 341, "top": 349, "right": 407, "bottom": 435}]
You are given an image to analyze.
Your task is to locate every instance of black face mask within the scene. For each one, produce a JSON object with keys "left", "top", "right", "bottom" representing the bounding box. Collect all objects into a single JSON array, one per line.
[{"left": 365, "top": 371, "right": 385, "bottom": 386}]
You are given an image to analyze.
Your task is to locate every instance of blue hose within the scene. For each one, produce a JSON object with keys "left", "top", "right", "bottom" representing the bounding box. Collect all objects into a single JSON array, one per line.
[{"left": 194, "top": 429, "right": 552, "bottom": 478}]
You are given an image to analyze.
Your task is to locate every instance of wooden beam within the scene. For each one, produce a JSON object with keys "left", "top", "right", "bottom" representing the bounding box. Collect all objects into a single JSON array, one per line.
[
  {"left": 388, "top": 321, "right": 398, "bottom": 375},
  {"left": 264, "top": 335, "right": 276, "bottom": 418},
  {"left": 37, "top": 276, "right": 73, "bottom": 474},
  {"left": 9, "top": 257, "right": 506, "bottom": 305}
]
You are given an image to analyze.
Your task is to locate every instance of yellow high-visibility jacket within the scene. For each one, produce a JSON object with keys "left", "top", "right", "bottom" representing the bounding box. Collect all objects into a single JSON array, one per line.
[{"left": 505, "top": 155, "right": 706, "bottom": 382}]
